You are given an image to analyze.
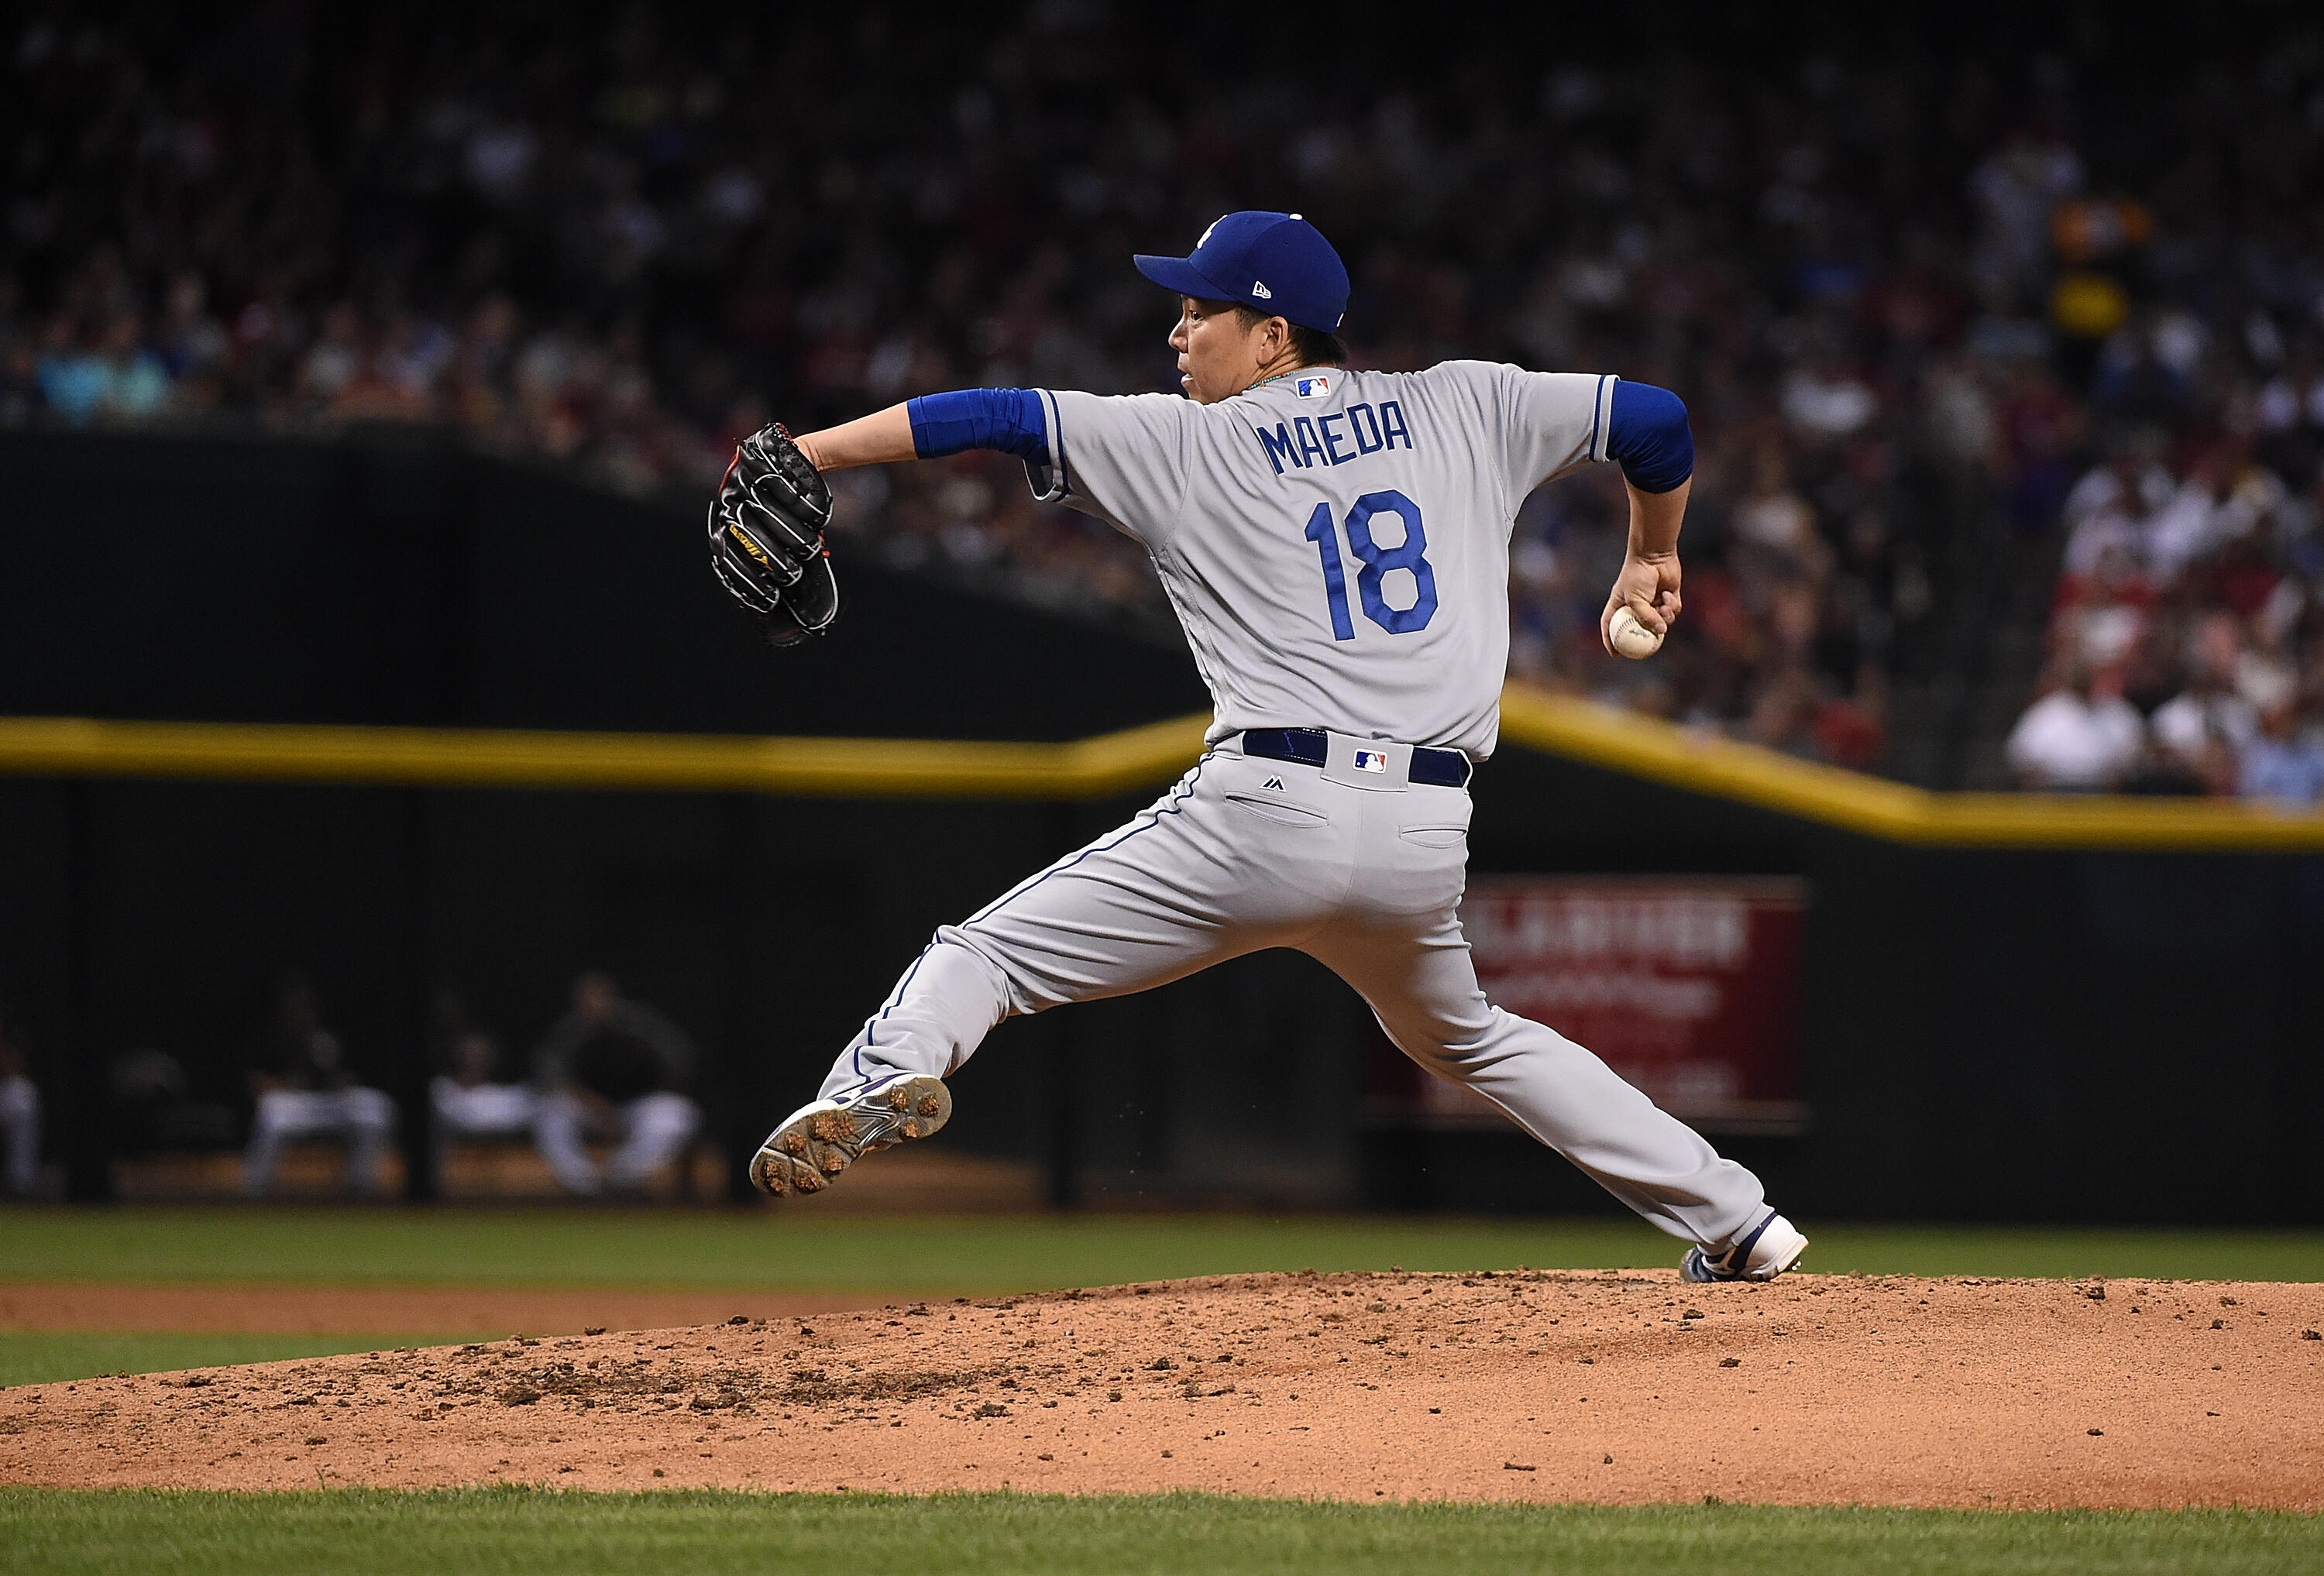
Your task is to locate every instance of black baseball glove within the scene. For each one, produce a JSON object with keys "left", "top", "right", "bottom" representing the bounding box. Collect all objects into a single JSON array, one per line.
[{"left": 707, "top": 422, "right": 840, "bottom": 647}]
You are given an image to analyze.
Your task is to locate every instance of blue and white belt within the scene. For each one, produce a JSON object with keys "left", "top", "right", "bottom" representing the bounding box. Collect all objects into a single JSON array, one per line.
[{"left": 1236, "top": 728, "right": 1473, "bottom": 788}]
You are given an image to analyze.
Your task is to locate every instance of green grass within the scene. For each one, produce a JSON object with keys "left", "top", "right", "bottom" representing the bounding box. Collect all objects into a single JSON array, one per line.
[
  {"left": 0, "top": 1489, "right": 2315, "bottom": 1575},
  {"left": 2, "top": 1207, "right": 2320, "bottom": 1290},
  {"left": 0, "top": 1332, "right": 455, "bottom": 1389}
]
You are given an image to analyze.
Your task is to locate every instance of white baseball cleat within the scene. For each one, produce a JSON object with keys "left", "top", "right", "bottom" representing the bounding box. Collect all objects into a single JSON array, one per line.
[
  {"left": 748, "top": 1074, "right": 952, "bottom": 1199},
  {"left": 1681, "top": 1210, "right": 1808, "bottom": 1282}
]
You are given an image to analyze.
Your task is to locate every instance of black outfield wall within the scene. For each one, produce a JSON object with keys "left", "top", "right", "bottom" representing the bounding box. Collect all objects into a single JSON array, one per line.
[{"left": 2, "top": 431, "right": 2317, "bottom": 1221}]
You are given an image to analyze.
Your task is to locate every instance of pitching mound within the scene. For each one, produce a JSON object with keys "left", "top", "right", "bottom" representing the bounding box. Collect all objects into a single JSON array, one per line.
[
  {"left": 0, "top": 1282, "right": 878, "bottom": 1337},
  {"left": 5, "top": 1271, "right": 2319, "bottom": 1509}
]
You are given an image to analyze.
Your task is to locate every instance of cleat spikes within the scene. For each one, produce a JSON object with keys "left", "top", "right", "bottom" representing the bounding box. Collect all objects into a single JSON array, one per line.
[{"left": 748, "top": 1076, "right": 954, "bottom": 1201}]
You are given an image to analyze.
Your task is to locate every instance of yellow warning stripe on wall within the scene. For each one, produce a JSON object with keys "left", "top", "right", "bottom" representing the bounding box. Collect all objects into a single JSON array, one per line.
[
  {"left": 4, "top": 687, "right": 2322, "bottom": 850},
  {"left": 0, "top": 712, "right": 1206, "bottom": 800},
  {"left": 1493, "top": 685, "right": 2324, "bottom": 851}
]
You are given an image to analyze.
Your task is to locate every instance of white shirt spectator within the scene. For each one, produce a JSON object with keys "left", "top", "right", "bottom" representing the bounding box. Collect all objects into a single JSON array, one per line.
[
  {"left": 2236, "top": 649, "right": 2299, "bottom": 717},
  {"left": 1780, "top": 369, "right": 1878, "bottom": 438},
  {"left": 2143, "top": 481, "right": 2223, "bottom": 582},
  {"left": 2061, "top": 459, "right": 2173, "bottom": 536},
  {"left": 2150, "top": 688, "right": 2257, "bottom": 766},
  {"left": 2254, "top": 375, "right": 2324, "bottom": 433},
  {"left": 2061, "top": 506, "right": 2143, "bottom": 580},
  {"left": 0, "top": 1071, "right": 38, "bottom": 1197},
  {"left": 2056, "top": 599, "right": 2145, "bottom": 672},
  {"left": 1969, "top": 136, "right": 2083, "bottom": 298},
  {"left": 1734, "top": 487, "right": 1818, "bottom": 554},
  {"left": 2213, "top": 465, "right": 2288, "bottom": 544},
  {"left": 2006, "top": 685, "right": 2144, "bottom": 791}
]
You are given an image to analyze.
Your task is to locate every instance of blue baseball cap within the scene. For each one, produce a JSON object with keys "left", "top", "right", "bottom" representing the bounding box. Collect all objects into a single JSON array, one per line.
[{"left": 1134, "top": 211, "right": 1349, "bottom": 333}]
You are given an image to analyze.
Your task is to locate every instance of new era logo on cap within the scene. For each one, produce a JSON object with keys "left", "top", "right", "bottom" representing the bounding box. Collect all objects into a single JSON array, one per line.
[{"left": 1133, "top": 211, "right": 1350, "bottom": 334}]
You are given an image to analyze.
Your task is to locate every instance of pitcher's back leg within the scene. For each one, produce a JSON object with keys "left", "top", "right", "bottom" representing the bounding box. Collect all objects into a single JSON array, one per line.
[
  {"left": 819, "top": 764, "right": 1285, "bottom": 1100},
  {"left": 765, "top": 754, "right": 1351, "bottom": 1200}
]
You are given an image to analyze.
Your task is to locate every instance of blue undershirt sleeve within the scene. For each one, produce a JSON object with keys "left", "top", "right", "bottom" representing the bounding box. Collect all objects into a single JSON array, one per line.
[
  {"left": 1604, "top": 380, "right": 1695, "bottom": 494},
  {"left": 906, "top": 388, "right": 1050, "bottom": 463}
]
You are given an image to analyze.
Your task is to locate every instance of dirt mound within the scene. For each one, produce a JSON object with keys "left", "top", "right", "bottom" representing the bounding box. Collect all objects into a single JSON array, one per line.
[
  {"left": 0, "top": 1282, "right": 879, "bottom": 1337},
  {"left": 4, "top": 1271, "right": 2319, "bottom": 1509}
]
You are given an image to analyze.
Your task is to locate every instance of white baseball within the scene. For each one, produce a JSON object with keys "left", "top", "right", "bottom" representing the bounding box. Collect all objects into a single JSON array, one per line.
[{"left": 1607, "top": 604, "right": 1664, "bottom": 659}]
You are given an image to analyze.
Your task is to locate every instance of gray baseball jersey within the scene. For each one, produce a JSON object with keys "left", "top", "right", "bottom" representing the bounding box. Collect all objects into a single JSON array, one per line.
[
  {"left": 805, "top": 361, "right": 1771, "bottom": 1255},
  {"left": 1026, "top": 362, "right": 1617, "bottom": 758}
]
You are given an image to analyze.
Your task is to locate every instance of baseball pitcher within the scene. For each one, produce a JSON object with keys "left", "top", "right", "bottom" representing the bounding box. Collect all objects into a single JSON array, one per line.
[{"left": 708, "top": 211, "right": 1806, "bottom": 1282}]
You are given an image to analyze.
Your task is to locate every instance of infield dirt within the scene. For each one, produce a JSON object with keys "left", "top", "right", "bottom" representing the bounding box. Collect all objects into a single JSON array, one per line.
[
  {"left": 4, "top": 1271, "right": 2319, "bottom": 1509},
  {"left": 0, "top": 1282, "right": 871, "bottom": 1337}
]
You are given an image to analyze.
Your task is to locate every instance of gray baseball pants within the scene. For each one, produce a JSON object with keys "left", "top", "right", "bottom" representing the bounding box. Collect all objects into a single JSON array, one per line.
[{"left": 819, "top": 734, "right": 1769, "bottom": 1250}]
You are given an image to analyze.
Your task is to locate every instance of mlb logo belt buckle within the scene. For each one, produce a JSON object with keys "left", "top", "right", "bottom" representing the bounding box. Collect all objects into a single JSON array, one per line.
[{"left": 1322, "top": 733, "right": 1410, "bottom": 791}]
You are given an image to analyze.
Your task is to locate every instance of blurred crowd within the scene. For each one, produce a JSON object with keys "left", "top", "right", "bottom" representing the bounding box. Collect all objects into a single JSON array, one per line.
[
  {"left": 6, "top": 9, "right": 2324, "bottom": 789},
  {"left": 93, "top": 971, "right": 704, "bottom": 1200},
  {"left": 2006, "top": 424, "right": 2324, "bottom": 798}
]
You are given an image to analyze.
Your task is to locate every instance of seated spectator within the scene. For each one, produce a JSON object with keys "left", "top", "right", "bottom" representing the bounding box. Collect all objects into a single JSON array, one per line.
[
  {"left": 33, "top": 315, "right": 112, "bottom": 424},
  {"left": 2142, "top": 450, "right": 2229, "bottom": 585},
  {"left": 2150, "top": 613, "right": 2258, "bottom": 794},
  {"left": 1813, "top": 673, "right": 1889, "bottom": 771},
  {"left": 532, "top": 972, "right": 700, "bottom": 1197},
  {"left": 2005, "top": 658, "right": 2144, "bottom": 791},
  {"left": 428, "top": 1027, "right": 538, "bottom": 1173},
  {"left": 2235, "top": 619, "right": 2302, "bottom": 719},
  {"left": 108, "top": 1047, "right": 241, "bottom": 1154},
  {"left": 0, "top": 1018, "right": 40, "bottom": 1198},
  {"left": 2059, "top": 430, "right": 2172, "bottom": 581},
  {"left": 2240, "top": 701, "right": 2324, "bottom": 806},
  {"left": 109, "top": 1050, "right": 242, "bottom": 1162},
  {"left": 242, "top": 976, "right": 397, "bottom": 1197},
  {"left": 2049, "top": 539, "right": 2154, "bottom": 685}
]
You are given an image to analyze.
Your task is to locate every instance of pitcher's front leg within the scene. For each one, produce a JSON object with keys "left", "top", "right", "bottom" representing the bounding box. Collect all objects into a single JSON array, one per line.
[{"left": 1307, "top": 918, "right": 1775, "bottom": 1252}]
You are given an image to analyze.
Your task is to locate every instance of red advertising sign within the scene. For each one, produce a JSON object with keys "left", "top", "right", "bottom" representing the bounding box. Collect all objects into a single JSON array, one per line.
[{"left": 1415, "top": 877, "right": 1807, "bottom": 1134}]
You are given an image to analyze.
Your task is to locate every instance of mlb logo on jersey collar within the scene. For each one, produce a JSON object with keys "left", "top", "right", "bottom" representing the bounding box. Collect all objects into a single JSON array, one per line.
[{"left": 1294, "top": 373, "right": 1332, "bottom": 399}]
